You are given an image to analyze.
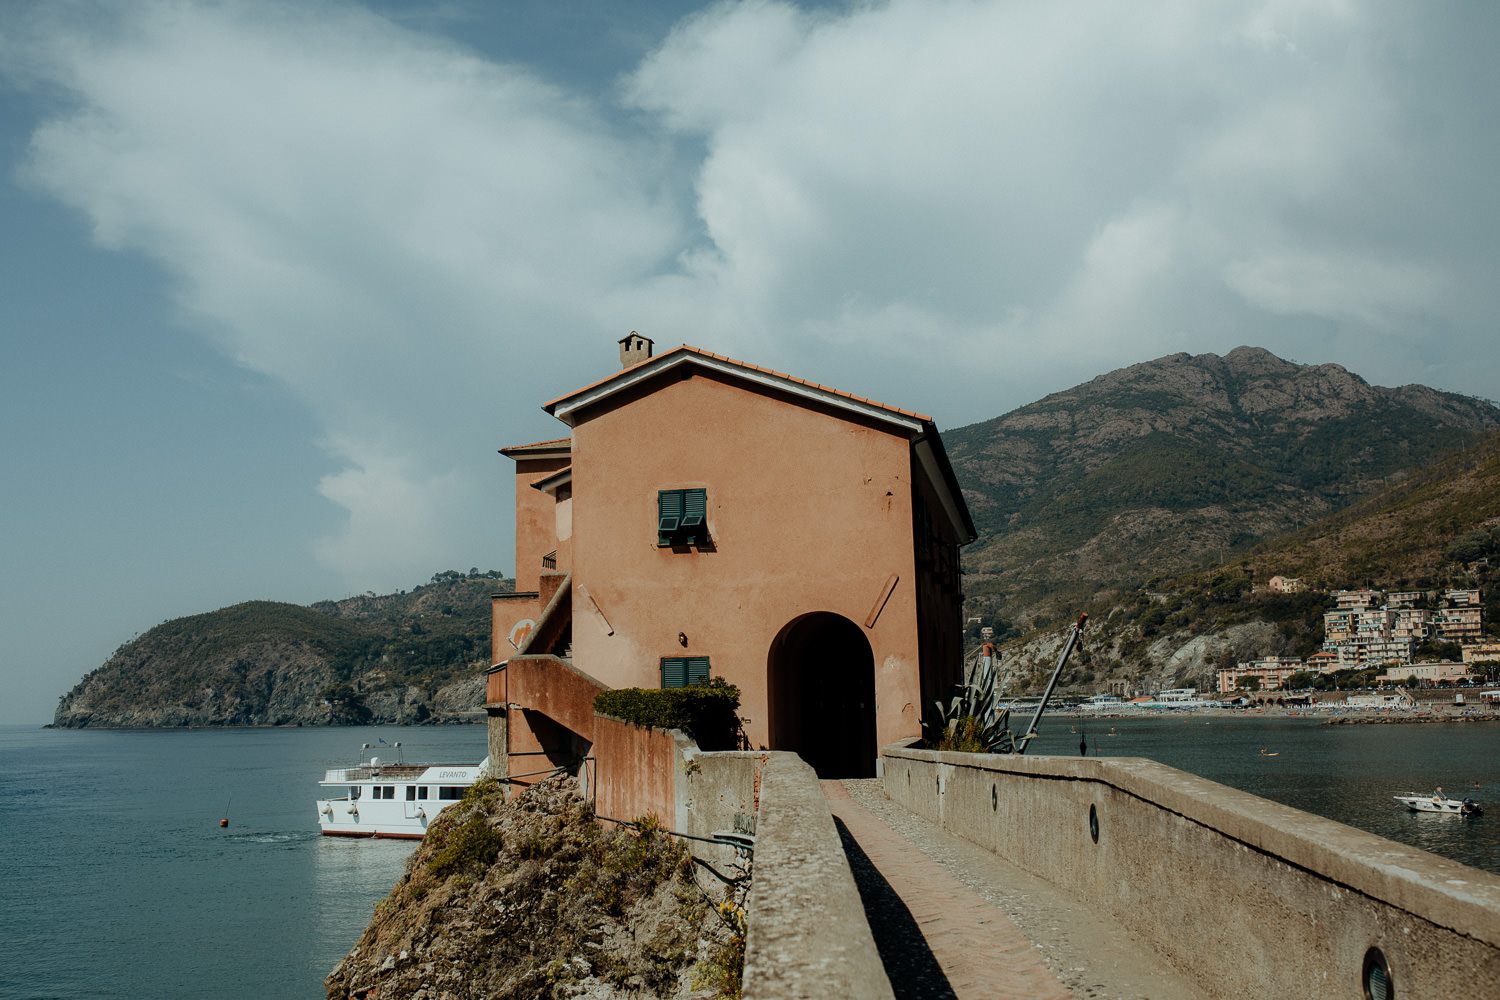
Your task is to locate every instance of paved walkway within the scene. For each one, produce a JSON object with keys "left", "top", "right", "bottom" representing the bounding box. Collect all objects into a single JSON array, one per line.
[
  {"left": 824, "top": 780, "right": 1073, "bottom": 1000},
  {"left": 825, "top": 780, "right": 1204, "bottom": 1000}
]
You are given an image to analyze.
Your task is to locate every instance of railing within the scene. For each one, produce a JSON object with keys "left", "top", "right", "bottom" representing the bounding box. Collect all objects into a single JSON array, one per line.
[
  {"left": 542, "top": 550, "right": 557, "bottom": 569},
  {"left": 320, "top": 764, "right": 467, "bottom": 783}
]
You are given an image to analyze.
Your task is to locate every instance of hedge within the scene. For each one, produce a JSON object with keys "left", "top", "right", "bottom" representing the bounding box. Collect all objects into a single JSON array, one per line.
[{"left": 593, "top": 678, "right": 741, "bottom": 751}]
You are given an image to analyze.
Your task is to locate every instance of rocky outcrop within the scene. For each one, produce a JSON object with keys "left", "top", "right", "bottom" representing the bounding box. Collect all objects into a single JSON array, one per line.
[
  {"left": 998, "top": 618, "right": 1288, "bottom": 697},
  {"left": 326, "top": 775, "right": 739, "bottom": 1000},
  {"left": 52, "top": 576, "right": 507, "bottom": 729},
  {"left": 52, "top": 661, "right": 484, "bottom": 729}
]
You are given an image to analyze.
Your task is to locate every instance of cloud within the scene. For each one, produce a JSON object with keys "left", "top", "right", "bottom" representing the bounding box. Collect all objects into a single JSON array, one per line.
[
  {"left": 1223, "top": 252, "right": 1444, "bottom": 329},
  {"left": 624, "top": 0, "right": 1500, "bottom": 410},
  {"left": 9, "top": 0, "right": 685, "bottom": 588},
  {"left": 7, "top": 0, "right": 1499, "bottom": 596}
]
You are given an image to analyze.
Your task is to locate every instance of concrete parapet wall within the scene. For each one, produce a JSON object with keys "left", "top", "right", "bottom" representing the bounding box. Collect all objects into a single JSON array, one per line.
[
  {"left": 742, "top": 753, "right": 895, "bottom": 1000},
  {"left": 883, "top": 740, "right": 1500, "bottom": 1000},
  {"left": 674, "top": 749, "right": 764, "bottom": 869}
]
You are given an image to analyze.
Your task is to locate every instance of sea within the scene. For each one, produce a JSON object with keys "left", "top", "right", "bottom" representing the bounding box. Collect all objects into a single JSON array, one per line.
[{"left": 3, "top": 715, "right": 1499, "bottom": 999}]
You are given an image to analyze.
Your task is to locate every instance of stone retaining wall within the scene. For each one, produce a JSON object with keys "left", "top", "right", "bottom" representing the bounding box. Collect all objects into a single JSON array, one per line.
[
  {"left": 883, "top": 740, "right": 1500, "bottom": 1000},
  {"left": 740, "top": 753, "right": 895, "bottom": 1000}
]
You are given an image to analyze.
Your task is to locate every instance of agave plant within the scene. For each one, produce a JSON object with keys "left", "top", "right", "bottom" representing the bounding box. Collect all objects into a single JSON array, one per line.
[{"left": 926, "top": 646, "right": 1016, "bottom": 753}]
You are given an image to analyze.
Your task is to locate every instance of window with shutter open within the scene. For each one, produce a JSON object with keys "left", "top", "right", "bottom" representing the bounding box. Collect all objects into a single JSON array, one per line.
[{"left": 658, "top": 488, "right": 708, "bottom": 546}]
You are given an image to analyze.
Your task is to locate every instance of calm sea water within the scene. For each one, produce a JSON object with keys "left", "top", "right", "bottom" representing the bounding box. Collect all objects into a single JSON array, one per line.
[
  {"left": 3, "top": 715, "right": 1498, "bottom": 999},
  {"left": 1025, "top": 712, "right": 1500, "bottom": 874},
  {"left": 0, "top": 724, "right": 487, "bottom": 1000}
]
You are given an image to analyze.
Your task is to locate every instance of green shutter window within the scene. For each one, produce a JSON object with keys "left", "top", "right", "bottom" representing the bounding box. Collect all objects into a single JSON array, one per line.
[
  {"left": 658, "top": 488, "right": 708, "bottom": 546},
  {"left": 660, "top": 657, "right": 687, "bottom": 688},
  {"left": 661, "top": 656, "right": 711, "bottom": 689},
  {"left": 658, "top": 490, "right": 685, "bottom": 542},
  {"left": 680, "top": 489, "right": 707, "bottom": 544}
]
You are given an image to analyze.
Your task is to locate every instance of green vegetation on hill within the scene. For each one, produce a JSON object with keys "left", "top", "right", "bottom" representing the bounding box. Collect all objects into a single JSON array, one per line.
[
  {"left": 983, "top": 429, "right": 1500, "bottom": 697},
  {"left": 950, "top": 347, "right": 1500, "bottom": 635},
  {"left": 54, "top": 570, "right": 514, "bottom": 727}
]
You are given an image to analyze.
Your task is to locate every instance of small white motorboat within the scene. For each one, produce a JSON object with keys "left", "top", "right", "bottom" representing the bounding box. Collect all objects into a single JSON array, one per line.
[{"left": 1393, "top": 787, "right": 1483, "bottom": 816}]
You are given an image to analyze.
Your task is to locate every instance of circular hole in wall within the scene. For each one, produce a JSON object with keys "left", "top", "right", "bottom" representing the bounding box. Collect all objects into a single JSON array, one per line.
[
  {"left": 1089, "top": 804, "right": 1100, "bottom": 844},
  {"left": 1362, "top": 948, "right": 1393, "bottom": 1000}
]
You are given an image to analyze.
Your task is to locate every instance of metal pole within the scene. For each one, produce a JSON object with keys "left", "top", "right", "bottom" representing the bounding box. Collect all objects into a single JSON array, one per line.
[{"left": 1017, "top": 613, "right": 1088, "bottom": 754}]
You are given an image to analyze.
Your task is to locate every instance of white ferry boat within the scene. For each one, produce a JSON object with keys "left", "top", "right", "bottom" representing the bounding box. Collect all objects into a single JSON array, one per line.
[{"left": 316, "top": 743, "right": 490, "bottom": 839}]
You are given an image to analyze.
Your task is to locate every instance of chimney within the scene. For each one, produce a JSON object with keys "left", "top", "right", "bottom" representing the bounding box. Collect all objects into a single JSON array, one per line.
[{"left": 618, "top": 331, "right": 653, "bottom": 368}]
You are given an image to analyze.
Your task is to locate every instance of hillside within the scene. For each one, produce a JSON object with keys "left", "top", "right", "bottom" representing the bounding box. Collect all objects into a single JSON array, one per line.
[
  {"left": 51, "top": 570, "right": 512, "bottom": 728},
  {"left": 949, "top": 346, "right": 1500, "bottom": 632},
  {"left": 985, "top": 430, "right": 1500, "bottom": 698}
]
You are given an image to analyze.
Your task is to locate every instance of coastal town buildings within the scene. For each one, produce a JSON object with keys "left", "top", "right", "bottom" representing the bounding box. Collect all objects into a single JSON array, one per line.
[
  {"left": 1464, "top": 641, "right": 1500, "bottom": 666},
  {"left": 1216, "top": 586, "right": 1490, "bottom": 691},
  {"left": 1216, "top": 655, "right": 1303, "bottom": 693},
  {"left": 1374, "top": 661, "right": 1473, "bottom": 685},
  {"left": 486, "top": 336, "right": 975, "bottom": 781}
]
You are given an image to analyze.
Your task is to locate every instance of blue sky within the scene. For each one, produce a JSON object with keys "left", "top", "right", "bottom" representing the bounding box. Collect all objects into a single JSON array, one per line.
[{"left": 3, "top": 0, "right": 1498, "bottom": 725}]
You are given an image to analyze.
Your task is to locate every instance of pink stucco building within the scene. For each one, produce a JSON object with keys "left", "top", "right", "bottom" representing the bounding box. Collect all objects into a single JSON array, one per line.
[{"left": 487, "top": 336, "right": 975, "bottom": 781}]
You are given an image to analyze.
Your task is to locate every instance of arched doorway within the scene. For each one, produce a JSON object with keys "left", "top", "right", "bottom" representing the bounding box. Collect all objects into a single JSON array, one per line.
[{"left": 767, "top": 613, "right": 877, "bottom": 778}]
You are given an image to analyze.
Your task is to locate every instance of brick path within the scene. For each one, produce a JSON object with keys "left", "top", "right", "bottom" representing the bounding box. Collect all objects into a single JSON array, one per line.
[{"left": 823, "top": 779, "right": 1074, "bottom": 1000}]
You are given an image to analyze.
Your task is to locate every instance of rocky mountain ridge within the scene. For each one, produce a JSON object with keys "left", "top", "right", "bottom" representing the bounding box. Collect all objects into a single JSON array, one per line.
[{"left": 948, "top": 346, "right": 1500, "bottom": 631}]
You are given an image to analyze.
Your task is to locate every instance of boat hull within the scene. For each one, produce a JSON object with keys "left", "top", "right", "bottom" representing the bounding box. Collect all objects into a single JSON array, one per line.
[
  {"left": 318, "top": 826, "right": 426, "bottom": 840},
  {"left": 1393, "top": 794, "right": 1482, "bottom": 816}
]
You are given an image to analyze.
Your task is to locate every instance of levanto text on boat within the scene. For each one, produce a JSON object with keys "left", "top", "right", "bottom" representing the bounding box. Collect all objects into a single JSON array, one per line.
[{"left": 316, "top": 743, "right": 490, "bottom": 839}]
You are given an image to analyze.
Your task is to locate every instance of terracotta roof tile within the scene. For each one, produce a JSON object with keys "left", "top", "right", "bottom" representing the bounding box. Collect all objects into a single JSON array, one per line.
[
  {"left": 544, "top": 345, "right": 932, "bottom": 423},
  {"left": 499, "top": 437, "right": 572, "bottom": 455}
]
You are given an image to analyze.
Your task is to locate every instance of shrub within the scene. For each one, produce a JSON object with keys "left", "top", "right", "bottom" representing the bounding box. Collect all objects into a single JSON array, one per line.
[
  {"left": 593, "top": 679, "right": 741, "bottom": 749},
  {"left": 427, "top": 816, "right": 505, "bottom": 881}
]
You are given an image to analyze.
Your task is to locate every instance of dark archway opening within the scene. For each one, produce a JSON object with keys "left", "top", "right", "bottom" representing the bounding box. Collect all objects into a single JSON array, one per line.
[{"left": 768, "top": 612, "right": 877, "bottom": 778}]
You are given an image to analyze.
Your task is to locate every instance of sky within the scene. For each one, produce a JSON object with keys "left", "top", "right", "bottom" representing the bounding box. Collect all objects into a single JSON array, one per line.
[{"left": 2, "top": 0, "right": 1498, "bottom": 724}]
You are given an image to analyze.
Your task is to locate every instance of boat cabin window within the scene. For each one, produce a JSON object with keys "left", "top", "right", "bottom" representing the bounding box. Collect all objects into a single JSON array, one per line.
[
  {"left": 405, "top": 786, "right": 417, "bottom": 800},
  {"left": 417, "top": 786, "right": 428, "bottom": 799},
  {"left": 379, "top": 786, "right": 396, "bottom": 799},
  {"left": 349, "top": 786, "right": 362, "bottom": 800},
  {"left": 438, "top": 786, "right": 464, "bottom": 800}
]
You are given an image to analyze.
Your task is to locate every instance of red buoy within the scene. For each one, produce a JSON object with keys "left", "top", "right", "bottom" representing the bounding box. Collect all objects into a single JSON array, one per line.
[{"left": 220, "top": 818, "right": 228, "bottom": 827}]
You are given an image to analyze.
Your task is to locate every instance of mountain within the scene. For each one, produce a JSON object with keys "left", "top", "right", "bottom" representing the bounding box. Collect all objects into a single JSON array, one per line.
[
  {"left": 52, "top": 571, "right": 511, "bottom": 728},
  {"left": 984, "top": 429, "right": 1500, "bottom": 698},
  {"left": 948, "top": 346, "right": 1500, "bottom": 632}
]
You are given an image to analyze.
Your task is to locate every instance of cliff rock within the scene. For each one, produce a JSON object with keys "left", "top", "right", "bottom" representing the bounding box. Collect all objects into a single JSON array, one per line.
[{"left": 326, "top": 775, "right": 738, "bottom": 1000}]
